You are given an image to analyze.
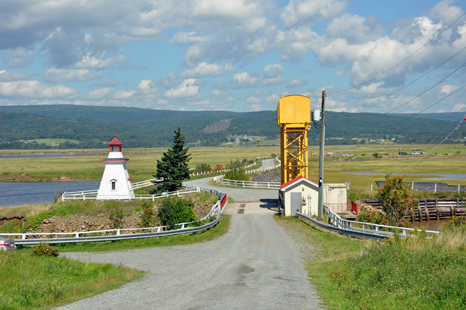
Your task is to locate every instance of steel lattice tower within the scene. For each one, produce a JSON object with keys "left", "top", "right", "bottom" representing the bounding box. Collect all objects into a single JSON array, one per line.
[{"left": 277, "top": 95, "right": 311, "bottom": 184}]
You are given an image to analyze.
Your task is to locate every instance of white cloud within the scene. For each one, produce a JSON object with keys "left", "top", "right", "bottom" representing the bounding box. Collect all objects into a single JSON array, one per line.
[
  {"left": 262, "top": 77, "right": 284, "bottom": 86},
  {"left": 263, "top": 64, "right": 283, "bottom": 78},
  {"left": 280, "top": 0, "right": 349, "bottom": 28},
  {"left": 75, "top": 54, "right": 126, "bottom": 69},
  {"left": 231, "top": 72, "right": 261, "bottom": 88},
  {"left": 0, "top": 70, "right": 32, "bottom": 82},
  {"left": 452, "top": 103, "right": 466, "bottom": 112},
  {"left": 165, "top": 79, "right": 200, "bottom": 98},
  {"left": 44, "top": 68, "right": 101, "bottom": 82},
  {"left": 169, "top": 31, "right": 214, "bottom": 45},
  {"left": 245, "top": 96, "right": 261, "bottom": 103},
  {"left": 136, "top": 79, "right": 157, "bottom": 94},
  {"left": 87, "top": 88, "right": 114, "bottom": 99},
  {"left": 0, "top": 81, "right": 76, "bottom": 98},
  {"left": 326, "top": 13, "right": 384, "bottom": 44},
  {"left": 439, "top": 84, "right": 460, "bottom": 96},
  {"left": 184, "top": 46, "right": 204, "bottom": 67},
  {"left": 212, "top": 89, "right": 229, "bottom": 97},
  {"left": 266, "top": 94, "right": 280, "bottom": 103},
  {"left": 287, "top": 78, "right": 307, "bottom": 88},
  {"left": 0, "top": 49, "right": 36, "bottom": 68},
  {"left": 180, "top": 63, "right": 234, "bottom": 78},
  {"left": 113, "top": 90, "right": 135, "bottom": 99}
]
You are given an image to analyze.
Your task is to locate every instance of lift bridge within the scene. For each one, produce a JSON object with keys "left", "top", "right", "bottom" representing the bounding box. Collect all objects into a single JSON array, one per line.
[{"left": 277, "top": 95, "right": 312, "bottom": 184}]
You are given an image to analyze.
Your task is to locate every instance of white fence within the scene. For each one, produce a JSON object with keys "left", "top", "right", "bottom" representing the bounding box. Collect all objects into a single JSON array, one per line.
[
  {"left": 62, "top": 186, "right": 200, "bottom": 201},
  {"left": 220, "top": 179, "right": 281, "bottom": 189},
  {"left": 132, "top": 178, "right": 160, "bottom": 190}
]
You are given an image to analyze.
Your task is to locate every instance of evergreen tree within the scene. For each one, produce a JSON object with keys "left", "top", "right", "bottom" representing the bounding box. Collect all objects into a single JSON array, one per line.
[{"left": 154, "top": 126, "right": 191, "bottom": 192}]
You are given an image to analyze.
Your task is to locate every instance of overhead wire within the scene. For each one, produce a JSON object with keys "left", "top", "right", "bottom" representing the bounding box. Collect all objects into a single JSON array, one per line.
[
  {"left": 363, "top": 61, "right": 466, "bottom": 122},
  {"left": 392, "top": 84, "right": 466, "bottom": 127},
  {"left": 329, "top": 12, "right": 466, "bottom": 95},
  {"left": 355, "top": 45, "right": 466, "bottom": 111},
  {"left": 395, "top": 112, "right": 466, "bottom": 173}
]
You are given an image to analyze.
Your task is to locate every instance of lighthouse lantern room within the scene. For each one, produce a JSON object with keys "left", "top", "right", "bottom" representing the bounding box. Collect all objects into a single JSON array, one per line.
[{"left": 97, "top": 136, "right": 135, "bottom": 200}]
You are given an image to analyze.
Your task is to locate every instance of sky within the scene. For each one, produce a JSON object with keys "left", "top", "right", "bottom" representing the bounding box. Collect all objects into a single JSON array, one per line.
[{"left": 0, "top": 0, "right": 465, "bottom": 113}]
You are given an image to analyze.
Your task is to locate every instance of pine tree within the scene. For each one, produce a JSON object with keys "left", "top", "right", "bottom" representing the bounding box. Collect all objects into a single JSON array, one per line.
[{"left": 154, "top": 126, "right": 191, "bottom": 192}]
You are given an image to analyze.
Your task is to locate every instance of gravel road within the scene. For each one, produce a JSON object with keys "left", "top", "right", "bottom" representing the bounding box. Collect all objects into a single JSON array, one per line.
[
  {"left": 56, "top": 160, "right": 322, "bottom": 309},
  {"left": 58, "top": 209, "right": 322, "bottom": 310}
]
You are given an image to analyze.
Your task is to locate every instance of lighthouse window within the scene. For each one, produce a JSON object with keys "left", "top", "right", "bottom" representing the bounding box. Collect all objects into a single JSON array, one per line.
[{"left": 111, "top": 181, "right": 116, "bottom": 190}]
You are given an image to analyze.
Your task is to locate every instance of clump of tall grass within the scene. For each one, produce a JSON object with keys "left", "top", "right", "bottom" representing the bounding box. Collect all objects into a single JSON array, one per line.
[{"left": 330, "top": 219, "right": 466, "bottom": 309}]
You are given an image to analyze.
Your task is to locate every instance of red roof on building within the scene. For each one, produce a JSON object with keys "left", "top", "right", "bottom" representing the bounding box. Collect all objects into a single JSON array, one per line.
[
  {"left": 280, "top": 176, "right": 318, "bottom": 191},
  {"left": 108, "top": 135, "right": 123, "bottom": 146}
]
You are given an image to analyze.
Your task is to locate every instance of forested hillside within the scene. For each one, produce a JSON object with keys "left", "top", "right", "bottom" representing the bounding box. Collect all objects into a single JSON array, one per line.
[{"left": 0, "top": 105, "right": 464, "bottom": 149}]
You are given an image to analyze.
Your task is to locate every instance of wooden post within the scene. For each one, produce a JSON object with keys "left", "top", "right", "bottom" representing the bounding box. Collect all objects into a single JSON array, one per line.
[
  {"left": 435, "top": 198, "right": 439, "bottom": 221},
  {"left": 425, "top": 199, "right": 429, "bottom": 221}
]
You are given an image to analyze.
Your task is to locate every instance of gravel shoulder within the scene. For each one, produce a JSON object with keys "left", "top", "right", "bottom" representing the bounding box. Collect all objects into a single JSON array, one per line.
[{"left": 57, "top": 210, "right": 322, "bottom": 309}]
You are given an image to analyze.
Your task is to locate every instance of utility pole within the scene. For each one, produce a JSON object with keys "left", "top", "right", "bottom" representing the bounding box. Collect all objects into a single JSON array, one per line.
[{"left": 317, "top": 90, "right": 326, "bottom": 220}]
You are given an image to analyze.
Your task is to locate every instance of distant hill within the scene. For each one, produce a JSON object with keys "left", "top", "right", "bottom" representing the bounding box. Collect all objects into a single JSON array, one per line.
[{"left": 0, "top": 105, "right": 464, "bottom": 149}]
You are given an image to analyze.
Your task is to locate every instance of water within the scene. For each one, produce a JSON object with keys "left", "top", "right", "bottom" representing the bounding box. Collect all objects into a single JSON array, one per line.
[
  {"left": 346, "top": 171, "right": 466, "bottom": 181},
  {"left": 0, "top": 182, "right": 100, "bottom": 207},
  {"left": 406, "top": 220, "right": 446, "bottom": 231},
  {"left": 0, "top": 154, "right": 101, "bottom": 159}
]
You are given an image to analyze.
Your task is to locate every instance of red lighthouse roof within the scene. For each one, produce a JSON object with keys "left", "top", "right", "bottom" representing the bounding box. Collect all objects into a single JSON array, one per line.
[{"left": 108, "top": 135, "right": 123, "bottom": 146}]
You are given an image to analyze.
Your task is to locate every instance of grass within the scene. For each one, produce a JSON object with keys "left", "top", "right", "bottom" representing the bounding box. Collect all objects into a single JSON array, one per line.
[
  {"left": 277, "top": 213, "right": 466, "bottom": 309},
  {"left": 331, "top": 221, "right": 466, "bottom": 309},
  {"left": 49, "top": 214, "right": 231, "bottom": 252},
  {"left": 274, "top": 215, "right": 369, "bottom": 309},
  {"left": 0, "top": 146, "right": 279, "bottom": 182},
  {"left": 0, "top": 249, "right": 144, "bottom": 309}
]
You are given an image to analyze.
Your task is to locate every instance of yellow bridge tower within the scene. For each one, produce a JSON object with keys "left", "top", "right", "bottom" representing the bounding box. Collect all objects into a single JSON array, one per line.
[{"left": 277, "top": 95, "right": 311, "bottom": 184}]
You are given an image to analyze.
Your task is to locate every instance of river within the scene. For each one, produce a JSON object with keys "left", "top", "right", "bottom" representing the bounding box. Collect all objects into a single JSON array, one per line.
[{"left": 0, "top": 181, "right": 100, "bottom": 208}]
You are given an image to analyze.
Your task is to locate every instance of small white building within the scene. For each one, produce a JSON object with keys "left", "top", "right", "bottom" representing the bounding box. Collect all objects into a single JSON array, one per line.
[
  {"left": 96, "top": 136, "right": 135, "bottom": 200},
  {"left": 279, "top": 176, "right": 319, "bottom": 216}
]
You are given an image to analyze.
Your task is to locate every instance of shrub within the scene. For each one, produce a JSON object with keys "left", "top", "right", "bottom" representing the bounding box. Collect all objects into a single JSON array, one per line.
[
  {"left": 378, "top": 173, "right": 415, "bottom": 226},
  {"left": 158, "top": 197, "right": 197, "bottom": 229},
  {"left": 138, "top": 202, "right": 155, "bottom": 228},
  {"left": 356, "top": 208, "right": 388, "bottom": 225},
  {"left": 32, "top": 243, "right": 59, "bottom": 257},
  {"left": 224, "top": 168, "right": 248, "bottom": 181},
  {"left": 108, "top": 210, "right": 124, "bottom": 229},
  {"left": 213, "top": 164, "right": 224, "bottom": 172}
]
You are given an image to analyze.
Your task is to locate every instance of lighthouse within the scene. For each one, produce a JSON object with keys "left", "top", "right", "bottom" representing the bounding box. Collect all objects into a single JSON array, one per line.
[{"left": 96, "top": 136, "right": 135, "bottom": 200}]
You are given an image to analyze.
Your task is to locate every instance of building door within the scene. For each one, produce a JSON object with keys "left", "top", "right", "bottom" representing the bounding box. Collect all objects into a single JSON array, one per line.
[{"left": 290, "top": 192, "right": 302, "bottom": 216}]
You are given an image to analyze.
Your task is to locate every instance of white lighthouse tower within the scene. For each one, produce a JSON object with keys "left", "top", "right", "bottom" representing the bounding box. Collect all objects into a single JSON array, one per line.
[{"left": 97, "top": 136, "right": 135, "bottom": 200}]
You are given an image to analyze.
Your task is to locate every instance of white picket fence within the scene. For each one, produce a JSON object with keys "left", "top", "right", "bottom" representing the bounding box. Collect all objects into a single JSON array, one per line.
[{"left": 220, "top": 179, "right": 281, "bottom": 189}]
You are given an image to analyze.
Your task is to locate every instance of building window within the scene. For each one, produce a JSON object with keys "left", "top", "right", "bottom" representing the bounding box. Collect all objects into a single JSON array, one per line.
[{"left": 111, "top": 181, "right": 116, "bottom": 190}]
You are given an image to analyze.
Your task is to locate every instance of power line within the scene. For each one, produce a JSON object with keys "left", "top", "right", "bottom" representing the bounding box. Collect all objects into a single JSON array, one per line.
[
  {"left": 396, "top": 112, "right": 466, "bottom": 173},
  {"left": 364, "top": 62, "right": 466, "bottom": 122},
  {"left": 392, "top": 84, "right": 466, "bottom": 127},
  {"left": 330, "top": 12, "right": 466, "bottom": 95},
  {"left": 355, "top": 45, "right": 466, "bottom": 111}
]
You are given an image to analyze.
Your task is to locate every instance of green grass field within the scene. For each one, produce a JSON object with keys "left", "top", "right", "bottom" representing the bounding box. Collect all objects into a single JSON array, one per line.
[{"left": 1, "top": 144, "right": 465, "bottom": 188}]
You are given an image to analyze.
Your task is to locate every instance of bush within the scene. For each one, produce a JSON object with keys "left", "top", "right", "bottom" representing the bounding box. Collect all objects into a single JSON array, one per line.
[
  {"left": 378, "top": 173, "right": 415, "bottom": 226},
  {"left": 138, "top": 202, "right": 156, "bottom": 228},
  {"left": 108, "top": 210, "right": 124, "bottom": 229},
  {"left": 158, "top": 197, "right": 197, "bottom": 229},
  {"left": 356, "top": 208, "right": 388, "bottom": 225},
  {"left": 32, "top": 243, "right": 59, "bottom": 257},
  {"left": 224, "top": 168, "right": 248, "bottom": 181}
]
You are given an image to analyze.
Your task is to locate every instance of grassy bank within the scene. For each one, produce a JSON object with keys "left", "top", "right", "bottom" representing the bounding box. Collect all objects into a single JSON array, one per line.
[
  {"left": 0, "top": 250, "right": 144, "bottom": 309},
  {"left": 331, "top": 221, "right": 466, "bottom": 309},
  {"left": 277, "top": 214, "right": 466, "bottom": 309}
]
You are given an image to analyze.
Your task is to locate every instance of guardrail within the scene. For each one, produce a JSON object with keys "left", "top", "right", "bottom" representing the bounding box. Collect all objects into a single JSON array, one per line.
[
  {"left": 297, "top": 205, "right": 440, "bottom": 240},
  {"left": 3, "top": 187, "right": 228, "bottom": 245}
]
